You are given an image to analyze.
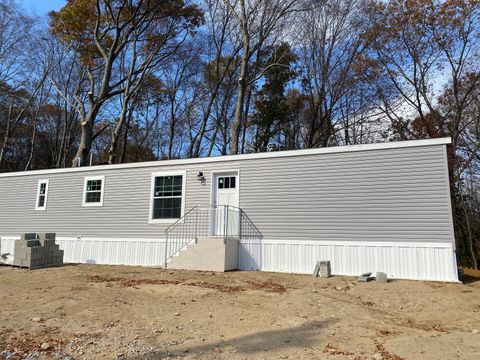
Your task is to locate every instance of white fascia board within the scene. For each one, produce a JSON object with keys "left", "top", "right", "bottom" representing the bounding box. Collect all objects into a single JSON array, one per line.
[{"left": 0, "top": 137, "right": 451, "bottom": 179}]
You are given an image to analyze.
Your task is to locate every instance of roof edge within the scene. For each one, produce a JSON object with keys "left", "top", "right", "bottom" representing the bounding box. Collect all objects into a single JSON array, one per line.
[{"left": 0, "top": 137, "right": 451, "bottom": 179}]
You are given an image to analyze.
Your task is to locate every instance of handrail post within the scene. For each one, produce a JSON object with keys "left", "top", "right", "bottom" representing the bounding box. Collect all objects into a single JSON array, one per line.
[
  {"left": 224, "top": 205, "right": 228, "bottom": 243},
  {"left": 164, "top": 232, "right": 168, "bottom": 269},
  {"left": 239, "top": 209, "right": 243, "bottom": 240},
  {"left": 195, "top": 208, "right": 198, "bottom": 243}
]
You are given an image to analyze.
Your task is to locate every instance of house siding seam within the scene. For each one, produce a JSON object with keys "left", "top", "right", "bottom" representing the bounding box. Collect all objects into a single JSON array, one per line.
[{"left": 0, "top": 142, "right": 458, "bottom": 281}]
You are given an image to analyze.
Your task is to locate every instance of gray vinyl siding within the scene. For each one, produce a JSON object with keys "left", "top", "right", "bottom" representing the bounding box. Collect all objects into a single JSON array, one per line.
[{"left": 0, "top": 144, "right": 454, "bottom": 244}]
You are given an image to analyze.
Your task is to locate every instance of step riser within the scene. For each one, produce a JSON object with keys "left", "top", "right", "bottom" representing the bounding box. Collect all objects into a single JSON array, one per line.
[{"left": 167, "top": 237, "right": 238, "bottom": 272}]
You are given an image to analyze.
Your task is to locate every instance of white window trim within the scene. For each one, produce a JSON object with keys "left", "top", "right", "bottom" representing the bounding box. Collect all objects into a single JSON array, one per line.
[
  {"left": 82, "top": 175, "right": 105, "bottom": 207},
  {"left": 35, "top": 179, "right": 49, "bottom": 211},
  {"left": 148, "top": 171, "right": 186, "bottom": 224}
]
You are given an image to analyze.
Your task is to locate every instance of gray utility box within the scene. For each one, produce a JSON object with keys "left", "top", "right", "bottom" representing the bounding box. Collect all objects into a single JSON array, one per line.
[{"left": 13, "top": 233, "right": 64, "bottom": 269}]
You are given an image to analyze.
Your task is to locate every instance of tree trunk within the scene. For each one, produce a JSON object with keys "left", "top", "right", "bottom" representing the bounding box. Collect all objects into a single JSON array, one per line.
[
  {"left": 0, "top": 104, "right": 13, "bottom": 168},
  {"left": 192, "top": 97, "right": 214, "bottom": 157},
  {"left": 231, "top": 61, "right": 247, "bottom": 154},
  {"left": 74, "top": 119, "right": 94, "bottom": 167},
  {"left": 241, "top": 83, "right": 254, "bottom": 153},
  {"left": 108, "top": 101, "right": 130, "bottom": 164},
  {"left": 230, "top": 23, "right": 249, "bottom": 155},
  {"left": 24, "top": 110, "right": 39, "bottom": 171},
  {"left": 460, "top": 190, "right": 478, "bottom": 269},
  {"left": 119, "top": 109, "right": 132, "bottom": 164},
  {"left": 168, "top": 96, "right": 176, "bottom": 160}
]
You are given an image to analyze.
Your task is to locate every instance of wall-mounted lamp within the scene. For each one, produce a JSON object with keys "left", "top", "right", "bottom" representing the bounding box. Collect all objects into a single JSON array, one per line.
[{"left": 197, "top": 171, "right": 206, "bottom": 185}]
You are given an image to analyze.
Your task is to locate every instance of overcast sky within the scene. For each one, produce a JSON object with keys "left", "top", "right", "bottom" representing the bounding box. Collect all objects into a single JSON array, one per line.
[{"left": 18, "top": 0, "right": 66, "bottom": 15}]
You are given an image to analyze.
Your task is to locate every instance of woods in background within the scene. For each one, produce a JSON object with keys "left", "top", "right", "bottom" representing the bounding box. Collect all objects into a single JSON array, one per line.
[{"left": 0, "top": 0, "right": 479, "bottom": 267}]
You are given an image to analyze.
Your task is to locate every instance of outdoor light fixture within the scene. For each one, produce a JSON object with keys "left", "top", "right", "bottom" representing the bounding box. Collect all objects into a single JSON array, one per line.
[{"left": 197, "top": 171, "right": 206, "bottom": 184}]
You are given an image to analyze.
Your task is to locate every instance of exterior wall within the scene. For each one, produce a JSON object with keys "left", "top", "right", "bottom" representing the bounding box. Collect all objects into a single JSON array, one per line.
[{"left": 0, "top": 141, "right": 458, "bottom": 281}]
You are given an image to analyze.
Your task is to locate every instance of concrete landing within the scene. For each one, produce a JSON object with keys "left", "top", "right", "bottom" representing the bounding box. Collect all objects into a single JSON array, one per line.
[{"left": 167, "top": 237, "right": 238, "bottom": 272}]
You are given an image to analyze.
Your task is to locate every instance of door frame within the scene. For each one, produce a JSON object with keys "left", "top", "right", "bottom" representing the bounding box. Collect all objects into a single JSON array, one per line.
[
  {"left": 209, "top": 169, "right": 240, "bottom": 209},
  {"left": 210, "top": 169, "right": 240, "bottom": 236}
]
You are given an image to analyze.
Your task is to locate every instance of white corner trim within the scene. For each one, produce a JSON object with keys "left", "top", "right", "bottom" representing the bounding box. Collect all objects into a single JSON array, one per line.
[
  {"left": 442, "top": 145, "right": 457, "bottom": 250},
  {"left": 82, "top": 175, "right": 105, "bottom": 207},
  {"left": 35, "top": 179, "right": 49, "bottom": 211},
  {"left": 148, "top": 170, "right": 187, "bottom": 224},
  {"left": 0, "top": 138, "right": 452, "bottom": 179}
]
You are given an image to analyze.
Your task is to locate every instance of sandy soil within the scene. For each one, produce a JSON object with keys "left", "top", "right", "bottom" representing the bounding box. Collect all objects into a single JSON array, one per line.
[{"left": 0, "top": 264, "right": 479, "bottom": 360}]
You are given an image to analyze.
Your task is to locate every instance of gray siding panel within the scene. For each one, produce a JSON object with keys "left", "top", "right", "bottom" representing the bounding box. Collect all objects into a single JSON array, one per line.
[{"left": 0, "top": 145, "right": 454, "bottom": 245}]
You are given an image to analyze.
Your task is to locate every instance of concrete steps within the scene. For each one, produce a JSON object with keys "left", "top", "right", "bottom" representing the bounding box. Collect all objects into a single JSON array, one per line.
[{"left": 167, "top": 237, "right": 238, "bottom": 272}]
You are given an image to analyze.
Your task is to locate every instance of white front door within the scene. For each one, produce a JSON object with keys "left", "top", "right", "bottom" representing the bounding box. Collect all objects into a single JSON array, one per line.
[{"left": 212, "top": 172, "right": 239, "bottom": 236}]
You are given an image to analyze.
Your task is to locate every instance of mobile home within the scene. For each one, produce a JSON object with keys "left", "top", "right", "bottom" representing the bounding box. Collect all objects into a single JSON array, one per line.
[{"left": 0, "top": 137, "right": 458, "bottom": 281}]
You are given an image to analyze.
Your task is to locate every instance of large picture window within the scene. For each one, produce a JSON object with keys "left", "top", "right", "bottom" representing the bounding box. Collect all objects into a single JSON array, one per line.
[
  {"left": 149, "top": 172, "right": 186, "bottom": 222},
  {"left": 82, "top": 176, "right": 105, "bottom": 207},
  {"left": 35, "top": 179, "right": 49, "bottom": 210}
]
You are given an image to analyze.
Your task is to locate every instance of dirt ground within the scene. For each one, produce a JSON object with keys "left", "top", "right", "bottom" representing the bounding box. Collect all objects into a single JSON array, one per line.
[{"left": 0, "top": 265, "right": 479, "bottom": 360}]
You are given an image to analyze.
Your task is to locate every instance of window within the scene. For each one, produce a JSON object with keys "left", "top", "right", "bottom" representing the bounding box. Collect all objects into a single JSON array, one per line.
[
  {"left": 82, "top": 176, "right": 105, "bottom": 207},
  {"left": 149, "top": 172, "right": 186, "bottom": 223},
  {"left": 218, "top": 176, "right": 236, "bottom": 189},
  {"left": 35, "top": 180, "right": 49, "bottom": 210}
]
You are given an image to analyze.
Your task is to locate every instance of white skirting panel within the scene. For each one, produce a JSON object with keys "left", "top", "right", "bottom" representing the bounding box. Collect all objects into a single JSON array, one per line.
[
  {"left": 56, "top": 238, "right": 167, "bottom": 266},
  {"left": 2, "top": 235, "right": 458, "bottom": 282},
  {"left": 238, "top": 239, "right": 459, "bottom": 282},
  {"left": 1, "top": 236, "right": 167, "bottom": 267},
  {"left": 0, "top": 237, "right": 16, "bottom": 264}
]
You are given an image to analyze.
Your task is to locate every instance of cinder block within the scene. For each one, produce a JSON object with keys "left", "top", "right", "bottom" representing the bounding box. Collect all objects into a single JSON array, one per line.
[
  {"left": 376, "top": 272, "right": 388, "bottom": 283},
  {"left": 36, "top": 233, "right": 56, "bottom": 241},
  {"left": 21, "top": 233, "right": 38, "bottom": 240},
  {"left": 25, "top": 240, "right": 41, "bottom": 247},
  {"left": 319, "top": 261, "right": 331, "bottom": 278},
  {"left": 39, "top": 239, "right": 52, "bottom": 248}
]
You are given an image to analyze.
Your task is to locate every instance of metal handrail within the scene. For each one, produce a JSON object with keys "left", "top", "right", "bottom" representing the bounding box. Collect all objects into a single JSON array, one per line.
[
  {"left": 165, "top": 206, "right": 199, "bottom": 233},
  {"left": 228, "top": 205, "right": 263, "bottom": 238},
  {"left": 164, "top": 205, "right": 262, "bottom": 268}
]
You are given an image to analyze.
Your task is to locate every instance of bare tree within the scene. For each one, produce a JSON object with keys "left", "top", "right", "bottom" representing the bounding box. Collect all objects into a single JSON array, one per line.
[
  {"left": 294, "top": 0, "right": 370, "bottom": 148},
  {"left": 49, "top": 0, "right": 202, "bottom": 166},
  {"left": 221, "top": 0, "right": 298, "bottom": 154}
]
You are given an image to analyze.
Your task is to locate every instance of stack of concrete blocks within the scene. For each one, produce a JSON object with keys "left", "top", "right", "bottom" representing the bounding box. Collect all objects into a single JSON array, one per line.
[{"left": 13, "top": 233, "right": 64, "bottom": 269}]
